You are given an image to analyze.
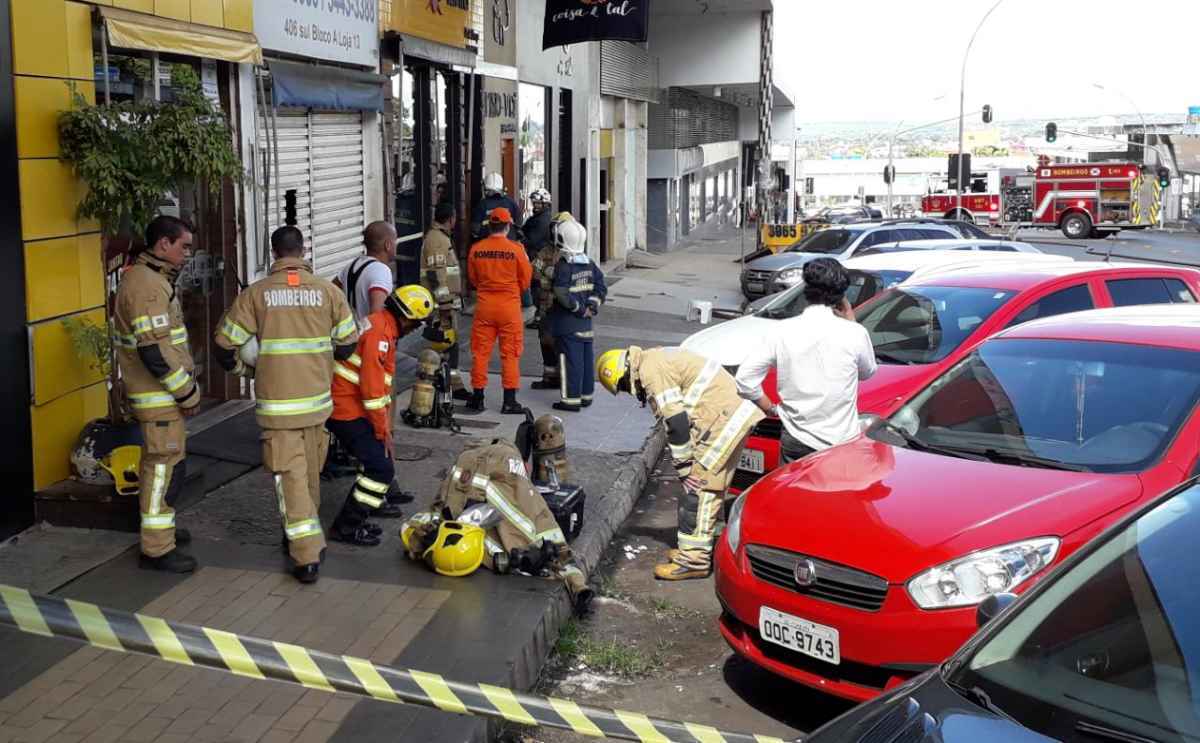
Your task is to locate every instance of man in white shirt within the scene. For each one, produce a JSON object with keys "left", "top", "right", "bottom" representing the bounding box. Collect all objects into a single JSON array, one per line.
[
  {"left": 335, "top": 221, "right": 397, "bottom": 326},
  {"left": 735, "top": 258, "right": 877, "bottom": 464}
]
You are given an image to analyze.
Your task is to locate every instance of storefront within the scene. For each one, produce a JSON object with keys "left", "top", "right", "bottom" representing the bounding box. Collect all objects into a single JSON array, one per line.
[
  {"left": 5, "top": 1, "right": 258, "bottom": 505},
  {"left": 384, "top": 0, "right": 478, "bottom": 271},
  {"left": 251, "top": 0, "right": 384, "bottom": 282}
]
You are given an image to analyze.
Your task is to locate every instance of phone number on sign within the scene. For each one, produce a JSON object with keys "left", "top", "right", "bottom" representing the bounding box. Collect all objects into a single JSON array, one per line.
[{"left": 290, "top": 0, "right": 376, "bottom": 23}]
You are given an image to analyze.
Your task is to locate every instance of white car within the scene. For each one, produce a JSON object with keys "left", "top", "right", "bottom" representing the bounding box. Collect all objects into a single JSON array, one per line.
[
  {"left": 856, "top": 237, "right": 1044, "bottom": 256},
  {"left": 682, "top": 250, "right": 1072, "bottom": 368}
]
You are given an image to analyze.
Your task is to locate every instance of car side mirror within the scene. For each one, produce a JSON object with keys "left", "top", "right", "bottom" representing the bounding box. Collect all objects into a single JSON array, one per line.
[{"left": 976, "top": 593, "right": 1017, "bottom": 628}]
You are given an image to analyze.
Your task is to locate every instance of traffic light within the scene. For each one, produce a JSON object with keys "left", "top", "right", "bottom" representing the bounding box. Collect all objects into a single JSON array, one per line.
[
  {"left": 982, "top": 105, "right": 993, "bottom": 124},
  {"left": 1045, "top": 123, "right": 1057, "bottom": 143},
  {"left": 883, "top": 165, "right": 896, "bottom": 185},
  {"left": 1156, "top": 166, "right": 1171, "bottom": 189}
]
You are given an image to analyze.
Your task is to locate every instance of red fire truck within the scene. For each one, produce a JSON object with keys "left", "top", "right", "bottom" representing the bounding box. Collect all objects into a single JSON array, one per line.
[{"left": 921, "top": 162, "right": 1158, "bottom": 239}]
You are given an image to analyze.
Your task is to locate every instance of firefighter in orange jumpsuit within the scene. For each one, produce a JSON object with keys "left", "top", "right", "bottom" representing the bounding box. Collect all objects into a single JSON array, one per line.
[
  {"left": 467, "top": 207, "right": 533, "bottom": 414},
  {"left": 327, "top": 285, "right": 435, "bottom": 545}
]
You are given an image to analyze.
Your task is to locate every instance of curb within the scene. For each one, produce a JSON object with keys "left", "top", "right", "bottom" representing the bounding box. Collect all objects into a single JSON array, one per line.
[{"left": 574, "top": 428, "right": 668, "bottom": 578}]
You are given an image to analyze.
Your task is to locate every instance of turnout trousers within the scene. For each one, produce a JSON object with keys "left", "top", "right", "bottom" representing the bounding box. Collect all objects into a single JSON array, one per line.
[
  {"left": 262, "top": 425, "right": 329, "bottom": 566},
  {"left": 675, "top": 441, "right": 745, "bottom": 570},
  {"left": 471, "top": 296, "right": 524, "bottom": 391},
  {"left": 138, "top": 418, "right": 186, "bottom": 558},
  {"left": 555, "top": 332, "right": 594, "bottom": 406},
  {"left": 326, "top": 417, "right": 395, "bottom": 535},
  {"left": 538, "top": 325, "right": 559, "bottom": 384},
  {"left": 437, "top": 307, "right": 464, "bottom": 389}
]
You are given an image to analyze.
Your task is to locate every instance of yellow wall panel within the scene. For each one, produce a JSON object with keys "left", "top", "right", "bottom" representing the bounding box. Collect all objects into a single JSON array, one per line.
[
  {"left": 114, "top": 0, "right": 155, "bottom": 12},
  {"left": 23, "top": 235, "right": 104, "bottom": 322},
  {"left": 65, "top": 2, "right": 97, "bottom": 80},
  {"left": 31, "top": 382, "right": 109, "bottom": 491},
  {"left": 76, "top": 177, "right": 101, "bottom": 234},
  {"left": 14, "top": 77, "right": 72, "bottom": 159},
  {"left": 30, "top": 308, "right": 106, "bottom": 406},
  {"left": 19, "top": 159, "right": 79, "bottom": 241},
  {"left": 191, "top": 0, "right": 223, "bottom": 27},
  {"left": 78, "top": 234, "right": 106, "bottom": 311},
  {"left": 155, "top": 0, "right": 189, "bottom": 21},
  {"left": 222, "top": 0, "right": 252, "bottom": 32},
  {"left": 12, "top": 0, "right": 69, "bottom": 79}
]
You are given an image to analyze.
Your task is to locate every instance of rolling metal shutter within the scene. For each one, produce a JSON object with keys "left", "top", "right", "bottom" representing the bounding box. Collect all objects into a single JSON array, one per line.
[
  {"left": 599, "top": 41, "right": 661, "bottom": 104},
  {"left": 257, "top": 110, "right": 366, "bottom": 280}
]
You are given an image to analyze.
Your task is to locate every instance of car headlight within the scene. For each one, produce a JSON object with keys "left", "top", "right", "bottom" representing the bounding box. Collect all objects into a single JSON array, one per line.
[
  {"left": 776, "top": 267, "right": 802, "bottom": 284},
  {"left": 906, "top": 537, "right": 1059, "bottom": 610},
  {"left": 725, "top": 493, "right": 747, "bottom": 554}
]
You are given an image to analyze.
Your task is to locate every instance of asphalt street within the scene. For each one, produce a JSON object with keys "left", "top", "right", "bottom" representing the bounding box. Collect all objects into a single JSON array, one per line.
[{"left": 1014, "top": 227, "right": 1200, "bottom": 266}]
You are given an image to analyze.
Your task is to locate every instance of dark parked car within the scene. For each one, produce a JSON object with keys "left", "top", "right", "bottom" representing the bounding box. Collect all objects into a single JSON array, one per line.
[{"left": 805, "top": 476, "right": 1200, "bottom": 742}]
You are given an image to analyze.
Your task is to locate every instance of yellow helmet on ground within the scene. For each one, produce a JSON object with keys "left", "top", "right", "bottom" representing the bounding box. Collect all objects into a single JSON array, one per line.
[
  {"left": 430, "top": 327, "right": 456, "bottom": 353},
  {"left": 100, "top": 445, "right": 142, "bottom": 496},
  {"left": 423, "top": 521, "right": 486, "bottom": 577},
  {"left": 596, "top": 349, "right": 629, "bottom": 395},
  {"left": 387, "top": 285, "right": 435, "bottom": 321}
]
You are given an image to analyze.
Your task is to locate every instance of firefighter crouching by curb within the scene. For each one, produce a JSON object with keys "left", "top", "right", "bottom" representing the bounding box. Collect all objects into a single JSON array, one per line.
[
  {"left": 326, "top": 285, "right": 435, "bottom": 546},
  {"left": 597, "top": 347, "right": 764, "bottom": 580},
  {"left": 466, "top": 207, "right": 534, "bottom": 414},
  {"left": 549, "top": 219, "right": 606, "bottom": 413},
  {"left": 400, "top": 436, "right": 593, "bottom": 615},
  {"left": 114, "top": 216, "right": 201, "bottom": 574},
  {"left": 214, "top": 227, "right": 359, "bottom": 584},
  {"left": 419, "top": 202, "right": 470, "bottom": 400},
  {"left": 529, "top": 211, "right": 573, "bottom": 391}
]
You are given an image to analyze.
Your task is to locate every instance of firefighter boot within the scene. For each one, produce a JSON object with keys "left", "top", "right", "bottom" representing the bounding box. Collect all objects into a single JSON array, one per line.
[
  {"left": 139, "top": 548, "right": 197, "bottom": 574},
  {"left": 329, "top": 523, "right": 382, "bottom": 547},
  {"left": 466, "top": 390, "right": 485, "bottom": 412},
  {"left": 293, "top": 563, "right": 320, "bottom": 584},
  {"left": 654, "top": 549, "right": 712, "bottom": 581},
  {"left": 501, "top": 389, "right": 525, "bottom": 415}
]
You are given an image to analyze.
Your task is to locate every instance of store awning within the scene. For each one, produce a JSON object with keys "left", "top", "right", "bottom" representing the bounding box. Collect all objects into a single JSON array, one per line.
[
  {"left": 97, "top": 6, "right": 263, "bottom": 66},
  {"left": 268, "top": 60, "right": 385, "bottom": 113}
]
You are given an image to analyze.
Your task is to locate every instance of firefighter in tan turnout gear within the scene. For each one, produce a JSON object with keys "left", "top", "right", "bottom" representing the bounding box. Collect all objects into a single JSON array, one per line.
[
  {"left": 113, "top": 216, "right": 201, "bottom": 574},
  {"left": 419, "top": 202, "right": 469, "bottom": 399},
  {"left": 597, "top": 347, "right": 764, "bottom": 580},
  {"left": 401, "top": 436, "right": 593, "bottom": 615},
  {"left": 214, "top": 226, "right": 359, "bottom": 584},
  {"left": 529, "top": 211, "right": 573, "bottom": 391}
]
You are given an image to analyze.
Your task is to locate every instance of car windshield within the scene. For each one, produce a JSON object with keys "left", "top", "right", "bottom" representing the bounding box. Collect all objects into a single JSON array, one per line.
[
  {"left": 947, "top": 482, "right": 1200, "bottom": 741},
  {"left": 875, "top": 339, "right": 1200, "bottom": 473},
  {"left": 755, "top": 270, "right": 902, "bottom": 320},
  {"left": 856, "top": 285, "right": 1015, "bottom": 364},
  {"left": 789, "top": 228, "right": 861, "bottom": 254}
]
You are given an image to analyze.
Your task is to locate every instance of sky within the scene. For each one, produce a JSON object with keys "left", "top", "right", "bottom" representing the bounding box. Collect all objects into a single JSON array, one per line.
[{"left": 774, "top": 0, "right": 1200, "bottom": 125}]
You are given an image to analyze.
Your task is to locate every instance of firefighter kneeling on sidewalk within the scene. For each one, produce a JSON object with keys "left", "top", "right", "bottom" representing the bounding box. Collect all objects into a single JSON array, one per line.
[
  {"left": 597, "top": 346, "right": 764, "bottom": 580},
  {"left": 327, "top": 285, "right": 436, "bottom": 546},
  {"left": 399, "top": 432, "right": 593, "bottom": 615}
]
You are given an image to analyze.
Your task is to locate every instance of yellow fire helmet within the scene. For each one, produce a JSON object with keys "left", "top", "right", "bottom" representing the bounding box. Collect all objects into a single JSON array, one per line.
[
  {"left": 595, "top": 348, "right": 629, "bottom": 396},
  {"left": 100, "top": 445, "right": 142, "bottom": 496},
  {"left": 386, "top": 284, "right": 435, "bottom": 321},
  {"left": 551, "top": 211, "right": 575, "bottom": 224},
  {"left": 423, "top": 521, "right": 486, "bottom": 577},
  {"left": 430, "top": 327, "right": 456, "bottom": 353}
]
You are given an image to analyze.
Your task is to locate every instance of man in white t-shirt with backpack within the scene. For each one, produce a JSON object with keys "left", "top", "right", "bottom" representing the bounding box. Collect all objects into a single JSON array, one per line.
[{"left": 336, "top": 221, "right": 397, "bottom": 326}]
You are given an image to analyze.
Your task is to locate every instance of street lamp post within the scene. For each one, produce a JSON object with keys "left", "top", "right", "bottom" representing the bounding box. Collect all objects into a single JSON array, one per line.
[
  {"left": 956, "top": 0, "right": 1005, "bottom": 215},
  {"left": 1093, "top": 82, "right": 1168, "bottom": 228}
]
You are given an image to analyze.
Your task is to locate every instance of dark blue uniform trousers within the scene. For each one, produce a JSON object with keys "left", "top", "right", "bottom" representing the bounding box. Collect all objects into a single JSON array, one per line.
[
  {"left": 325, "top": 417, "right": 395, "bottom": 534},
  {"left": 555, "top": 332, "right": 595, "bottom": 406}
]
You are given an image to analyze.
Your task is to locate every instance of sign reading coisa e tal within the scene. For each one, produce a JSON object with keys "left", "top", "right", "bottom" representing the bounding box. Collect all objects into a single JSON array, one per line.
[
  {"left": 255, "top": 0, "right": 380, "bottom": 68},
  {"left": 542, "top": 0, "right": 648, "bottom": 49}
]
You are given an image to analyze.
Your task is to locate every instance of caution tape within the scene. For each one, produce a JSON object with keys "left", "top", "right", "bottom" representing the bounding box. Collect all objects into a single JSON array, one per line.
[{"left": 0, "top": 584, "right": 790, "bottom": 743}]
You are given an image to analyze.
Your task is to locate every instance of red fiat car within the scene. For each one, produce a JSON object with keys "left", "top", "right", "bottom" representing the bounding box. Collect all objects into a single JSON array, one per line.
[
  {"left": 715, "top": 304, "right": 1200, "bottom": 702},
  {"left": 734, "top": 264, "right": 1200, "bottom": 491}
]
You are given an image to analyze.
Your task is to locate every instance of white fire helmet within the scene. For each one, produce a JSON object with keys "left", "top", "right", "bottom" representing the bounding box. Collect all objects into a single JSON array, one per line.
[
  {"left": 238, "top": 337, "right": 260, "bottom": 368},
  {"left": 484, "top": 172, "right": 505, "bottom": 194},
  {"left": 554, "top": 219, "right": 587, "bottom": 257}
]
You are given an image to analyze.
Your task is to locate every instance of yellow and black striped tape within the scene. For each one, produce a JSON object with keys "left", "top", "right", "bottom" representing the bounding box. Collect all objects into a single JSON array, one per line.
[{"left": 0, "top": 585, "right": 790, "bottom": 743}]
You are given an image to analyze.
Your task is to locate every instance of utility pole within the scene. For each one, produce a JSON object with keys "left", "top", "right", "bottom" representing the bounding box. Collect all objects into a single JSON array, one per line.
[{"left": 956, "top": 0, "right": 1005, "bottom": 214}]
